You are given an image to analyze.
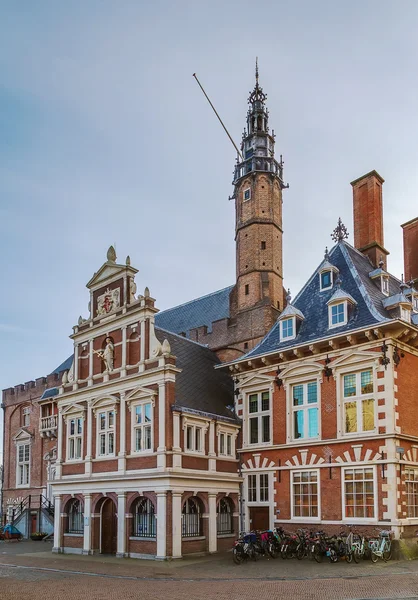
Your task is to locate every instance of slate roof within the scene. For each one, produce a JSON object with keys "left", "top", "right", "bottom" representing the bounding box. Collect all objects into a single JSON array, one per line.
[
  {"left": 40, "top": 387, "right": 59, "bottom": 400},
  {"left": 243, "top": 240, "right": 408, "bottom": 359},
  {"left": 155, "top": 327, "right": 235, "bottom": 420},
  {"left": 154, "top": 285, "right": 233, "bottom": 336},
  {"left": 51, "top": 355, "right": 73, "bottom": 374}
]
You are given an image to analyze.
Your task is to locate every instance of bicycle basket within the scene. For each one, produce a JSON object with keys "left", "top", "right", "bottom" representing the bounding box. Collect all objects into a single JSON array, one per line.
[
  {"left": 243, "top": 533, "right": 257, "bottom": 543},
  {"left": 380, "top": 530, "right": 391, "bottom": 538}
]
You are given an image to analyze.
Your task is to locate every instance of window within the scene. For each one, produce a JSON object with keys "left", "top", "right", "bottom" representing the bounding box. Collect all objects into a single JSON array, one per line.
[
  {"left": 97, "top": 410, "right": 115, "bottom": 456},
  {"left": 133, "top": 402, "right": 152, "bottom": 453},
  {"left": 219, "top": 431, "right": 233, "bottom": 456},
  {"left": 247, "top": 473, "right": 269, "bottom": 503},
  {"left": 68, "top": 417, "right": 83, "bottom": 461},
  {"left": 405, "top": 468, "right": 418, "bottom": 518},
  {"left": 185, "top": 423, "right": 204, "bottom": 453},
  {"left": 344, "top": 467, "right": 375, "bottom": 519},
  {"left": 17, "top": 443, "right": 30, "bottom": 487},
  {"left": 261, "top": 241, "right": 266, "bottom": 250},
  {"left": 248, "top": 391, "right": 270, "bottom": 445},
  {"left": 413, "top": 296, "right": 418, "bottom": 311},
  {"left": 292, "top": 381, "right": 319, "bottom": 440},
  {"left": 243, "top": 188, "right": 251, "bottom": 201},
  {"left": 245, "top": 284, "right": 249, "bottom": 295},
  {"left": 400, "top": 306, "right": 411, "bottom": 323},
  {"left": 329, "top": 302, "right": 346, "bottom": 328},
  {"left": 67, "top": 499, "right": 83, "bottom": 534},
  {"left": 320, "top": 270, "right": 332, "bottom": 291},
  {"left": 182, "top": 498, "right": 202, "bottom": 537},
  {"left": 217, "top": 498, "right": 233, "bottom": 534},
  {"left": 132, "top": 498, "right": 156, "bottom": 538},
  {"left": 280, "top": 317, "right": 295, "bottom": 340},
  {"left": 381, "top": 276, "right": 389, "bottom": 296},
  {"left": 343, "top": 369, "right": 375, "bottom": 434},
  {"left": 22, "top": 406, "right": 30, "bottom": 427},
  {"left": 292, "top": 471, "right": 319, "bottom": 518}
]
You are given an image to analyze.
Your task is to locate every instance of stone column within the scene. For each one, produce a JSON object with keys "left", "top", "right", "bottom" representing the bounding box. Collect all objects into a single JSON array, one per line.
[
  {"left": 172, "top": 412, "right": 182, "bottom": 468},
  {"left": 208, "top": 422, "right": 216, "bottom": 472},
  {"left": 73, "top": 344, "right": 79, "bottom": 390},
  {"left": 83, "top": 494, "right": 92, "bottom": 554},
  {"left": 156, "top": 492, "right": 167, "bottom": 559},
  {"left": 139, "top": 318, "right": 145, "bottom": 372},
  {"left": 121, "top": 326, "right": 127, "bottom": 377},
  {"left": 55, "top": 408, "right": 63, "bottom": 479},
  {"left": 157, "top": 382, "right": 166, "bottom": 469},
  {"left": 85, "top": 400, "right": 93, "bottom": 476},
  {"left": 208, "top": 493, "right": 217, "bottom": 553},
  {"left": 118, "top": 392, "right": 126, "bottom": 473},
  {"left": 88, "top": 339, "right": 94, "bottom": 386},
  {"left": 171, "top": 492, "right": 183, "bottom": 559},
  {"left": 52, "top": 494, "right": 62, "bottom": 553},
  {"left": 116, "top": 493, "right": 127, "bottom": 558}
]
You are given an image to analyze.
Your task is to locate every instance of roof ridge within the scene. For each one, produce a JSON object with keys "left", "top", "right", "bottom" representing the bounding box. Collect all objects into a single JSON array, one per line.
[
  {"left": 155, "top": 326, "right": 212, "bottom": 350},
  {"left": 156, "top": 285, "right": 234, "bottom": 316}
]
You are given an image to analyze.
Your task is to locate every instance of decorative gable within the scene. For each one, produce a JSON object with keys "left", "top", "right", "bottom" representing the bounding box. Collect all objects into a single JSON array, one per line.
[
  {"left": 331, "top": 350, "right": 381, "bottom": 371},
  {"left": 238, "top": 373, "right": 275, "bottom": 390},
  {"left": 13, "top": 428, "right": 33, "bottom": 443}
]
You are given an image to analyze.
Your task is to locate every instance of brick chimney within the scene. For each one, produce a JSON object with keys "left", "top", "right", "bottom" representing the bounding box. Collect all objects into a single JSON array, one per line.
[
  {"left": 401, "top": 217, "right": 418, "bottom": 285},
  {"left": 351, "top": 170, "right": 389, "bottom": 269}
]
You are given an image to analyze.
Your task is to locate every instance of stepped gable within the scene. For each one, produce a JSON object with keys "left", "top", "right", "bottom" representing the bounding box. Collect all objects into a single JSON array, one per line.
[
  {"left": 155, "top": 327, "right": 235, "bottom": 420},
  {"left": 243, "top": 240, "right": 402, "bottom": 358},
  {"left": 154, "top": 285, "right": 233, "bottom": 337}
]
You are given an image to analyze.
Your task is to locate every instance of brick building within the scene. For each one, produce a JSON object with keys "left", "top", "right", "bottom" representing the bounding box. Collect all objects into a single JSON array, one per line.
[
  {"left": 2, "top": 65, "right": 418, "bottom": 555},
  {"left": 227, "top": 171, "right": 418, "bottom": 537}
]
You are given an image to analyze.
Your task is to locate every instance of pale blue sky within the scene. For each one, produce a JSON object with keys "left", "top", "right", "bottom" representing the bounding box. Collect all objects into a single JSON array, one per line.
[{"left": 2, "top": 0, "right": 418, "bottom": 398}]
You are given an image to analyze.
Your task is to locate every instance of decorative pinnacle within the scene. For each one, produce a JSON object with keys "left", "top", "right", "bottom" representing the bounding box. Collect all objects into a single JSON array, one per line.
[
  {"left": 331, "top": 218, "right": 349, "bottom": 243},
  {"left": 400, "top": 274, "right": 408, "bottom": 293},
  {"left": 255, "top": 56, "right": 259, "bottom": 87},
  {"left": 379, "top": 256, "right": 384, "bottom": 269},
  {"left": 286, "top": 288, "right": 292, "bottom": 304},
  {"left": 335, "top": 275, "right": 343, "bottom": 288},
  {"left": 107, "top": 245, "right": 117, "bottom": 262},
  {"left": 324, "top": 246, "right": 329, "bottom": 260}
]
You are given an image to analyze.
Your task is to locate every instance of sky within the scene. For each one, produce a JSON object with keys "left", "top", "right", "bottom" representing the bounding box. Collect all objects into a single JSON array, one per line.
[{"left": 1, "top": 0, "right": 418, "bottom": 400}]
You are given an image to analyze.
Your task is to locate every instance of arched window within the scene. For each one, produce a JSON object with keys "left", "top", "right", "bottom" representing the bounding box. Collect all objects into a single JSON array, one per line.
[
  {"left": 132, "top": 498, "right": 156, "bottom": 538},
  {"left": 67, "top": 499, "right": 83, "bottom": 534},
  {"left": 217, "top": 498, "right": 233, "bottom": 534},
  {"left": 182, "top": 497, "right": 202, "bottom": 537}
]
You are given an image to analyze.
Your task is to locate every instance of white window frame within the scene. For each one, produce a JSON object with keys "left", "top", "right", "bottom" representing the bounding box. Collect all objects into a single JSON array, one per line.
[
  {"left": 131, "top": 401, "right": 153, "bottom": 454},
  {"left": 413, "top": 295, "right": 418, "bottom": 312},
  {"left": 342, "top": 465, "right": 377, "bottom": 523},
  {"left": 328, "top": 301, "right": 347, "bottom": 328},
  {"left": 97, "top": 409, "right": 116, "bottom": 457},
  {"left": 405, "top": 467, "right": 418, "bottom": 518},
  {"left": 67, "top": 416, "right": 83, "bottom": 462},
  {"left": 246, "top": 390, "right": 272, "bottom": 447},
  {"left": 217, "top": 426, "right": 237, "bottom": 458},
  {"left": 280, "top": 316, "right": 296, "bottom": 341},
  {"left": 247, "top": 472, "right": 270, "bottom": 505},
  {"left": 182, "top": 417, "right": 207, "bottom": 455},
  {"left": 319, "top": 269, "right": 333, "bottom": 292},
  {"left": 16, "top": 443, "right": 30, "bottom": 488},
  {"left": 243, "top": 187, "right": 251, "bottom": 201},
  {"left": 291, "top": 469, "right": 320, "bottom": 521},
  {"left": 341, "top": 368, "right": 376, "bottom": 437},
  {"left": 290, "top": 380, "right": 320, "bottom": 441},
  {"left": 22, "top": 406, "right": 31, "bottom": 427},
  {"left": 381, "top": 276, "right": 389, "bottom": 296},
  {"left": 400, "top": 306, "right": 411, "bottom": 323}
]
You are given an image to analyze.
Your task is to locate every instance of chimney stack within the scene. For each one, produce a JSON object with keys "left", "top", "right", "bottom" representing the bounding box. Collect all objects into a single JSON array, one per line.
[
  {"left": 401, "top": 217, "right": 418, "bottom": 285},
  {"left": 351, "top": 170, "right": 389, "bottom": 269}
]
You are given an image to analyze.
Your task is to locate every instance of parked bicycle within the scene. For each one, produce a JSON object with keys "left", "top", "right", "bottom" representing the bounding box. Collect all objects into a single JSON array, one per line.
[{"left": 368, "top": 528, "right": 393, "bottom": 563}]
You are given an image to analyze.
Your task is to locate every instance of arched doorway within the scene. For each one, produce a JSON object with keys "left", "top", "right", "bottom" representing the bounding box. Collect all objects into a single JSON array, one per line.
[{"left": 100, "top": 498, "right": 117, "bottom": 554}]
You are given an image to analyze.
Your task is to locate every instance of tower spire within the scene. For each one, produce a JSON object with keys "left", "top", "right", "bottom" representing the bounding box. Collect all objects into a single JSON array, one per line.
[{"left": 255, "top": 56, "right": 259, "bottom": 87}]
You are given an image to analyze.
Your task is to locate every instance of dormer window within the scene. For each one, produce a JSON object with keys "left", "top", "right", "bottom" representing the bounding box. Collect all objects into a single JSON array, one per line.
[
  {"left": 320, "top": 270, "right": 332, "bottom": 291},
  {"left": 329, "top": 302, "right": 347, "bottom": 327},
  {"left": 280, "top": 317, "right": 295, "bottom": 341},
  {"left": 400, "top": 306, "right": 411, "bottom": 323},
  {"left": 414, "top": 296, "right": 418, "bottom": 312},
  {"left": 381, "top": 276, "right": 389, "bottom": 296}
]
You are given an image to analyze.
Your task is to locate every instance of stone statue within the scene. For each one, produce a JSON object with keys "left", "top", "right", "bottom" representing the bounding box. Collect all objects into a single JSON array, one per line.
[
  {"left": 97, "top": 337, "right": 114, "bottom": 372},
  {"left": 130, "top": 277, "right": 137, "bottom": 302}
]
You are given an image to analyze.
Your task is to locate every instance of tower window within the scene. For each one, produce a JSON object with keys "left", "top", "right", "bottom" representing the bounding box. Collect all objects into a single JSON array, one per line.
[
  {"left": 243, "top": 188, "right": 251, "bottom": 201},
  {"left": 261, "top": 241, "right": 266, "bottom": 250},
  {"left": 244, "top": 342, "right": 249, "bottom": 350},
  {"left": 320, "top": 270, "right": 332, "bottom": 291},
  {"left": 245, "top": 284, "right": 249, "bottom": 296}
]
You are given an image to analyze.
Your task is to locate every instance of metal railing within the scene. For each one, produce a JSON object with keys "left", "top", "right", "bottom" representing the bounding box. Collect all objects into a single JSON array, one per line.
[
  {"left": 217, "top": 512, "right": 233, "bottom": 535},
  {"left": 182, "top": 513, "right": 202, "bottom": 538},
  {"left": 133, "top": 512, "right": 156, "bottom": 538},
  {"left": 10, "top": 494, "right": 54, "bottom": 524}
]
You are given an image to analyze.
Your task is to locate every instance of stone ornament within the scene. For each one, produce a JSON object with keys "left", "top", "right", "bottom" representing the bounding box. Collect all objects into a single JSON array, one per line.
[
  {"left": 130, "top": 277, "right": 137, "bottom": 303},
  {"left": 97, "top": 287, "right": 120, "bottom": 316}
]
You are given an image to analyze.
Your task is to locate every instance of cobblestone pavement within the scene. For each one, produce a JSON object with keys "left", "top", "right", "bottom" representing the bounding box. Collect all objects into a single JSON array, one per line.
[{"left": 1, "top": 541, "right": 418, "bottom": 599}]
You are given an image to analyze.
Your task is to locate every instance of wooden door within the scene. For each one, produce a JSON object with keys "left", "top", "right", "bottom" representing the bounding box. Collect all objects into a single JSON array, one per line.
[
  {"left": 31, "top": 513, "right": 38, "bottom": 534},
  {"left": 249, "top": 507, "right": 269, "bottom": 531},
  {"left": 101, "top": 499, "right": 117, "bottom": 554}
]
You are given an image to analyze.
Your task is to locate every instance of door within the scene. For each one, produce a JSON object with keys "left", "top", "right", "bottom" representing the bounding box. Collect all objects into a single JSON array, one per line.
[
  {"left": 100, "top": 499, "right": 117, "bottom": 554},
  {"left": 249, "top": 507, "right": 269, "bottom": 531},
  {"left": 30, "top": 513, "right": 38, "bottom": 534}
]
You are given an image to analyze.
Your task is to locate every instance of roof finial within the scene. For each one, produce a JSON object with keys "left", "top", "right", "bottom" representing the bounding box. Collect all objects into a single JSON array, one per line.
[
  {"left": 286, "top": 288, "right": 292, "bottom": 304},
  {"left": 331, "top": 217, "right": 349, "bottom": 243},
  {"left": 400, "top": 274, "right": 408, "bottom": 294},
  {"left": 335, "top": 275, "right": 342, "bottom": 288},
  {"left": 255, "top": 56, "right": 259, "bottom": 87},
  {"left": 107, "top": 245, "right": 117, "bottom": 262},
  {"left": 378, "top": 255, "right": 384, "bottom": 270},
  {"left": 324, "top": 246, "right": 329, "bottom": 260}
]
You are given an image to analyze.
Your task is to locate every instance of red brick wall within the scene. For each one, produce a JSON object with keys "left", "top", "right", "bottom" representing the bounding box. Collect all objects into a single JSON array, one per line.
[
  {"left": 401, "top": 217, "right": 418, "bottom": 282},
  {"left": 396, "top": 351, "right": 418, "bottom": 436}
]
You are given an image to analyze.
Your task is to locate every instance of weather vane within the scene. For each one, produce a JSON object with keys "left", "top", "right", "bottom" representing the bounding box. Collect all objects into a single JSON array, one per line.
[{"left": 331, "top": 217, "right": 349, "bottom": 242}]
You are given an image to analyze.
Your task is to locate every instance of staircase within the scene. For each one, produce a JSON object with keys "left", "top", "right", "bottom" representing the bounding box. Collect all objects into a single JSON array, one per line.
[{"left": 11, "top": 495, "right": 55, "bottom": 538}]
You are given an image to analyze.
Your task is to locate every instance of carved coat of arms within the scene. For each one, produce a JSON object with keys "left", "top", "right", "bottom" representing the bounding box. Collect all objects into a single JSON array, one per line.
[{"left": 97, "top": 287, "right": 120, "bottom": 316}]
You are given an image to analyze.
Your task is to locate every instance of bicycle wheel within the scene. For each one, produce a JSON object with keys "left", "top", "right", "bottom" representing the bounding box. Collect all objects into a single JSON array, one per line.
[
  {"left": 370, "top": 551, "right": 379, "bottom": 563},
  {"left": 268, "top": 541, "right": 279, "bottom": 558},
  {"left": 353, "top": 549, "right": 361, "bottom": 564},
  {"left": 296, "top": 544, "right": 305, "bottom": 560},
  {"left": 346, "top": 550, "right": 353, "bottom": 563},
  {"left": 313, "top": 544, "right": 323, "bottom": 563},
  {"left": 233, "top": 547, "right": 244, "bottom": 564},
  {"left": 383, "top": 547, "right": 392, "bottom": 562}
]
